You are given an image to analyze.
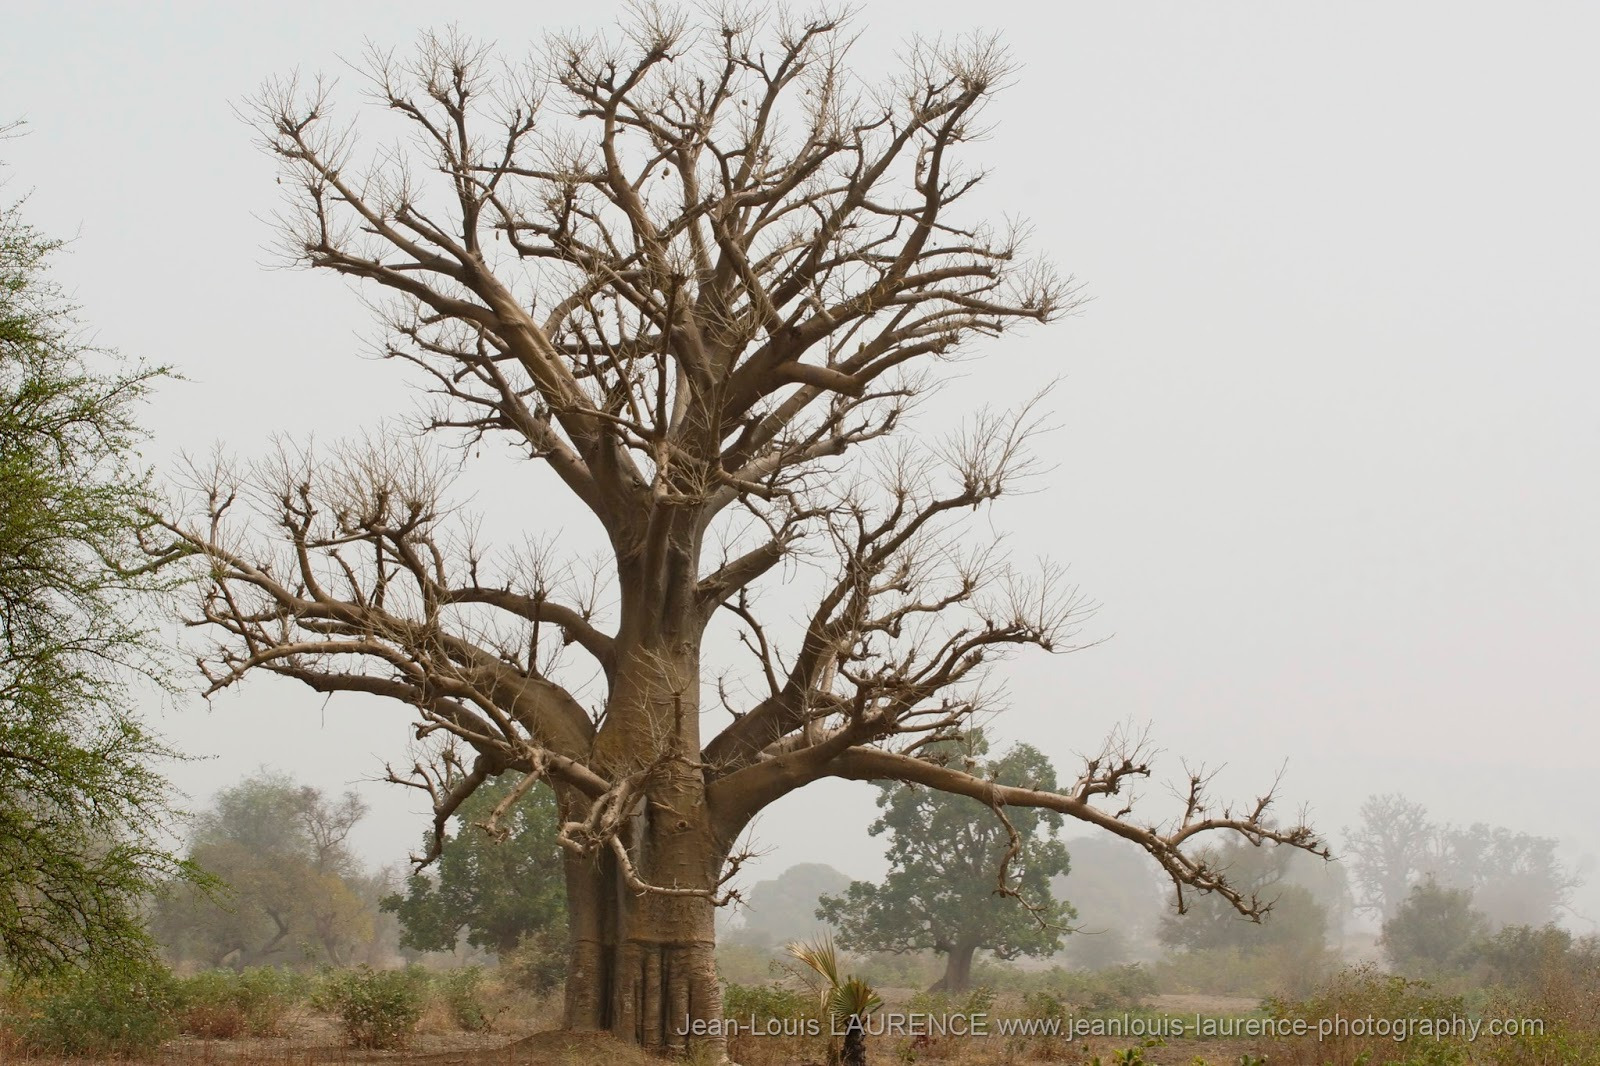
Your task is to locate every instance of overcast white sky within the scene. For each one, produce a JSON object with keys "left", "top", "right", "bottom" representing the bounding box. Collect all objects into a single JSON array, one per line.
[{"left": 3, "top": 2, "right": 1596, "bottom": 927}]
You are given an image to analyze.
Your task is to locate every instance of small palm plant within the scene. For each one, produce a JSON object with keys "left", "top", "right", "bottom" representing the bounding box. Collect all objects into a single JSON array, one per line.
[{"left": 787, "top": 936, "right": 882, "bottom": 1066}]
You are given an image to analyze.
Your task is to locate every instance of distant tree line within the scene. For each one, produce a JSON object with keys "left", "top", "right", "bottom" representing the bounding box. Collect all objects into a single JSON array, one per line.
[{"left": 1345, "top": 793, "right": 1580, "bottom": 927}]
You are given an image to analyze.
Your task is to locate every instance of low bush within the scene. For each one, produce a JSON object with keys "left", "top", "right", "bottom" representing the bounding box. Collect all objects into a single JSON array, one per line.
[
  {"left": 722, "top": 980, "right": 814, "bottom": 1022},
  {"left": 855, "top": 950, "right": 941, "bottom": 991},
  {"left": 7, "top": 959, "right": 179, "bottom": 1058},
  {"left": 722, "top": 981, "right": 830, "bottom": 1066},
  {"left": 175, "top": 970, "right": 247, "bottom": 1039},
  {"left": 175, "top": 967, "right": 303, "bottom": 1038},
  {"left": 1265, "top": 964, "right": 1471, "bottom": 1066},
  {"left": 314, "top": 965, "right": 428, "bottom": 1049},
  {"left": 434, "top": 966, "right": 496, "bottom": 1032},
  {"left": 972, "top": 963, "right": 1156, "bottom": 1013},
  {"left": 905, "top": 984, "right": 996, "bottom": 1020},
  {"left": 1053, "top": 964, "right": 1157, "bottom": 1012},
  {"left": 1481, "top": 943, "right": 1600, "bottom": 1066}
]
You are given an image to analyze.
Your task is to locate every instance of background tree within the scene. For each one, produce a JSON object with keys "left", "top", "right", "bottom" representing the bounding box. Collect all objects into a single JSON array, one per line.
[
  {"left": 724, "top": 863, "right": 850, "bottom": 949},
  {"left": 0, "top": 139, "right": 193, "bottom": 976},
  {"left": 153, "top": 770, "right": 378, "bottom": 969},
  {"left": 1379, "top": 879, "right": 1489, "bottom": 976},
  {"left": 1344, "top": 793, "right": 1435, "bottom": 923},
  {"left": 818, "top": 734, "right": 1075, "bottom": 992},
  {"left": 1157, "top": 839, "right": 1328, "bottom": 957},
  {"left": 1051, "top": 835, "right": 1166, "bottom": 968},
  {"left": 381, "top": 773, "right": 566, "bottom": 956},
  {"left": 158, "top": 14, "right": 1325, "bottom": 1053},
  {"left": 1345, "top": 794, "right": 1580, "bottom": 930},
  {"left": 1432, "top": 824, "right": 1580, "bottom": 929}
]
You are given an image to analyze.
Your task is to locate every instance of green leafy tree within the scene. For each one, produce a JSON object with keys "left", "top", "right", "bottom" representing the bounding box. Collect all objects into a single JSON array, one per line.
[
  {"left": 1478, "top": 923, "right": 1600, "bottom": 990},
  {"left": 818, "top": 734, "right": 1074, "bottom": 992},
  {"left": 380, "top": 774, "right": 566, "bottom": 956},
  {"left": 1379, "top": 879, "right": 1489, "bottom": 976},
  {"left": 153, "top": 770, "right": 376, "bottom": 968},
  {"left": 0, "top": 141, "right": 192, "bottom": 975}
]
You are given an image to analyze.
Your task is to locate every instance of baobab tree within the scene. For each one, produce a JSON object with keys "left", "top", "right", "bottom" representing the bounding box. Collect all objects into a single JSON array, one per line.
[{"left": 154, "top": 10, "right": 1325, "bottom": 1058}]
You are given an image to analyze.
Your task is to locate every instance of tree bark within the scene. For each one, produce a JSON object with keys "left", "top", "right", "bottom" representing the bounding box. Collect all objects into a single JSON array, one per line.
[
  {"left": 561, "top": 827, "right": 726, "bottom": 1056},
  {"left": 840, "top": 1019, "right": 869, "bottom": 1066},
  {"left": 930, "top": 939, "right": 978, "bottom": 994},
  {"left": 561, "top": 634, "right": 729, "bottom": 1059}
]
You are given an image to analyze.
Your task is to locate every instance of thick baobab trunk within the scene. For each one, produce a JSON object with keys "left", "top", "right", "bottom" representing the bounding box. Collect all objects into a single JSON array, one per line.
[
  {"left": 562, "top": 840, "right": 725, "bottom": 1055},
  {"left": 562, "top": 629, "right": 729, "bottom": 1057}
]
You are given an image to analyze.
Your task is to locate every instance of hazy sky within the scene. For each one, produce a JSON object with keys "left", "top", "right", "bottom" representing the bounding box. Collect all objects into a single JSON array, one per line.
[{"left": 4, "top": 3, "right": 1596, "bottom": 927}]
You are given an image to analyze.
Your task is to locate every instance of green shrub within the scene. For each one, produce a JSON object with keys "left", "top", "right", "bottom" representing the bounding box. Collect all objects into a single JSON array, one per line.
[
  {"left": 175, "top": 971, "right": 246, "bottom": 1039},
  {"left": 175, "top": 967, "right": 302, "bottom": 1038},
  {"left": 1054, "top": 964, "right": 1156, "bottom": 1012},
  {"left": 1021, "top": 988, "right": 1069, "bottom": 1023},
  {"left": 236, "top": 966, "right": 306, "bottom": 1033},
  {"left": 1482, "top": 947, "right": 1600, "bottom": 1066},
  {"left": 314, "top": 965, "right": 428, "bottom": 1049},
  {"left": 435, "top": 966, "right": 494, "bottom": 1032},
  {"left": 854, "top": 949, "right": 941, "bottom": 990},
  {"left": 995, "top": 963, "right": 1156, "bottom": 1013},
  {"left": 1266, "top": 964, "right": 1471, "bottom": 1066},
  {"left": 10, "top": 959, "right": 179, "bottom": 1058},
  {"left": 722, "top": 981, "right": 813, "bottom": 1021}
]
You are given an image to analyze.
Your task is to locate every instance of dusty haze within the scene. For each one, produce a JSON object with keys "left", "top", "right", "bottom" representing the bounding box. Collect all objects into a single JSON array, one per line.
[{"left": 2, "top": 1, "right": 1594, "bottom": 927}]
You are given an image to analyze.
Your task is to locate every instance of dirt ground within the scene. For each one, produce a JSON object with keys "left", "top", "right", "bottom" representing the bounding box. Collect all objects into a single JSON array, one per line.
[
  {"left": 152, "top": 1028, "right": 651, "bottom": 1066},
  {"left": 17, "top": 994, "right": 1307, "bottom": 1065},
  {"left": 136, "top": 1010, "right": 1278, "bottom": 1066},
  {"left": 145, "top": 1031, "right": 1275, "bottom": 1066}
]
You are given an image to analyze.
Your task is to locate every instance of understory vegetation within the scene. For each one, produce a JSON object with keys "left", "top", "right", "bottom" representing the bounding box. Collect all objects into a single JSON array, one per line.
[{"left": 0, "top": 960, "right": 558, "bottom": 1057}]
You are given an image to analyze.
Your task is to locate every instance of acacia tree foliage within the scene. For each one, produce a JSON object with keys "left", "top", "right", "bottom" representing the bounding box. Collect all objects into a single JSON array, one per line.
[
  {"left": 153, "top": 771, "right": 377, "bottom": 969},
  {"left": 155, "top": 13, "right": 1324, "bottom": 1054},
  {"left": 380, "top": 773, "right": 566, "bottom": 955},
  {"left": 818, "top": 734, "right": 1074, "bottom": 992},
  {"left": 0, "top": 146, "right": 192, "bottom": 976}
]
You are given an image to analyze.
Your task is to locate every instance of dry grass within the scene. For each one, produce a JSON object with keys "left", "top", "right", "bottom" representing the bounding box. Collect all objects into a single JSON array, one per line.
[{"left": 5, "top": 961, "right": 1600, "bottom": 1066}]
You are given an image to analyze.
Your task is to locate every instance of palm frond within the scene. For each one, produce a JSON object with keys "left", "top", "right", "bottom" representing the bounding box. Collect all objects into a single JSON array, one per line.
[
  {"left": 786, "top": 934, "right": 844, "bottom": 991},
  {"left": 828, "top": 976, "right": 883, "bottom": 1021}
]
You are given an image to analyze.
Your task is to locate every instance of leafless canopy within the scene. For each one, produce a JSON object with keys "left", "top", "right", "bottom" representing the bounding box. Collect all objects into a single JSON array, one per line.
[{"left": 156, "top": 8, "right": 1324, "bottom": 920}]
